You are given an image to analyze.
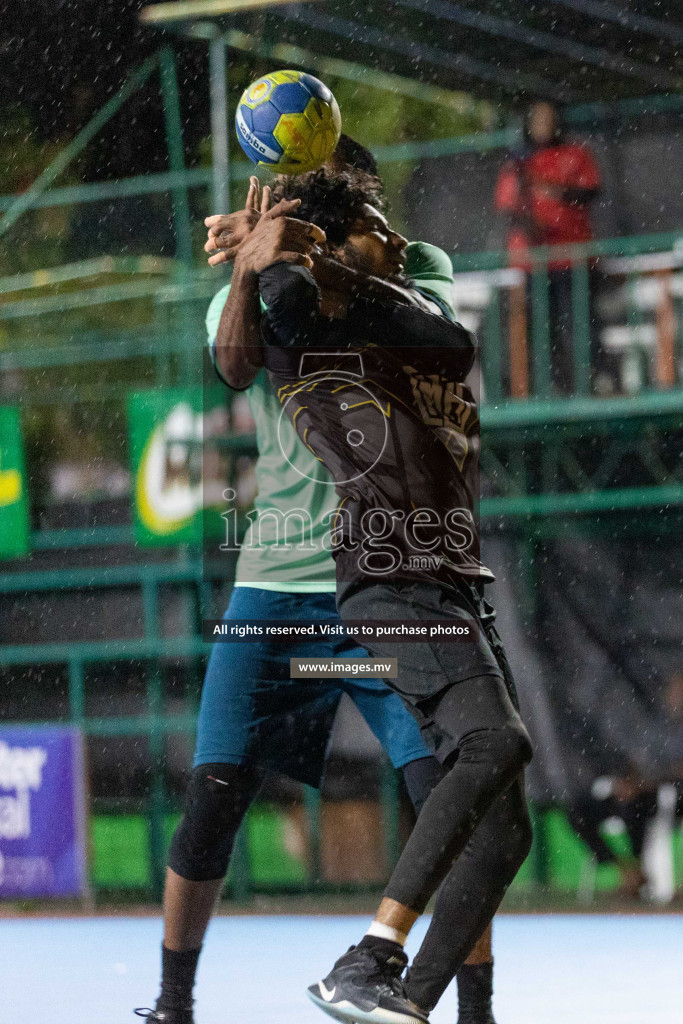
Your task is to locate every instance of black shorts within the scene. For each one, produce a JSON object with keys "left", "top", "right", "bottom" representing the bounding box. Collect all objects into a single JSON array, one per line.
[{"left": 337, "top": 577, "right": 523, "bottom": 766}]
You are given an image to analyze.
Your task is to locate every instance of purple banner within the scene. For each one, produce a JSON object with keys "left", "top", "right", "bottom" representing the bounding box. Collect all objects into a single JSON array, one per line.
[{"left": 0, "top": 726, "right": 87, "bottom": 898}]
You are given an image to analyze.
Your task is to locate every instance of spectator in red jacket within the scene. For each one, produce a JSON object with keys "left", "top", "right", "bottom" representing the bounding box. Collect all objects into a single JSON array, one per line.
[{"left": 495, "top": 102, "right": 601, "bottom": 393}]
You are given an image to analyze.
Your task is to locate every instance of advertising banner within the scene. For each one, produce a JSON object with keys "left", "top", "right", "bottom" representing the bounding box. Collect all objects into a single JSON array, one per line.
[
  {"left": 127, "top": 388, "right": 229, "bottom": 547},
  {"left": 0, "top": 405, "right": 29, "bottom": 558},
  {"left": 0, "top": 726, "right": 87, "bottom": 899}
]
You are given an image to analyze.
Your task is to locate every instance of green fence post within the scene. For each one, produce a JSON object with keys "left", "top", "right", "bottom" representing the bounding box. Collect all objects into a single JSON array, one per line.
[
  {"left": 572, "top": 259, "right": 591, "bottom": 396},
  {"left": 154, "top": 293, "right": 180, "bottom": 388},
  {"left": 304, "top": 785, "right": 323, "bottom": 887},
  {"left": 529, "top": 803, "right": 551, "bottom": 889},
  {"left": 379, "top": 760, "right": 401, "bottom": 873},
  {"left": 229, "top": 821, "right": 251, "bottom": 903},
  {"left": 169, "top": 266, "right": 201, "bottom": 388},
  {"left": 142, "top": 576, "right": 166, "bottom": 899},
  {"left": 159, "top": 46, "right": 193, "bottom": 270},
  {"left": 187, "top": 576, "right": 210, "bottom": 711},
  {"left": 518, "top": 535, "right": 550, "bottom": 892},
  {"left": 198, "top": 579, "right": 214, "bottom": 625},
  {"left": 159, "top": 44, "right": 200, "bottom": 385},
  {"left": 146, "top": 662, "right": 167, "bottom": 901},
  {"left": 154, "top": 305, "right": 173, "bottom": 388},
  {"left": 209, "top": 35, "right": 230, "bottom": 214},
  {"left": 626, "top": 271, "right": 646, "bottom": 391},
  {"left": 68, "top": 659, "right": 85, "bottom": 726},
  {"left": 159, "top": 45, "right": 197, "bottom": 389},
  {"left": 481, "top": 286, "right": 503, "bottom": 404},
  {"left": 531, "top": 265, "right": 552, "bottom": 398}
]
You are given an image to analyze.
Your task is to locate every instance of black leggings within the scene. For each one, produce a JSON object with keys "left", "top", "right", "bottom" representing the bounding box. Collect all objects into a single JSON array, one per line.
[
  {"left": 167, "top": 758, "right": 450, "bottom": 884},
  {"left": 168, "top": 753, "right": 530, "bottom": 1013},
  {"left": 383, "top": 673, "right": 530, "bottom": 913},
  {"left": 337, "top": 581, "right": 533, "bottom": 1010},
  {"left": 387, "top": 677, "right": 532, "bottom": 1011},
  {"left": 168, "top": 762, "right": 264, "bottom": 882},
  {"left": 403, "top": 760, "right": 531, "bottom": 1011}
]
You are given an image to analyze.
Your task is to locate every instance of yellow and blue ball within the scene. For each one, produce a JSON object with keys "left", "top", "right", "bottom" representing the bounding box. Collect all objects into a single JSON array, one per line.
[{"left": 235, "top": 70, "right": 342, "bottom": 175}]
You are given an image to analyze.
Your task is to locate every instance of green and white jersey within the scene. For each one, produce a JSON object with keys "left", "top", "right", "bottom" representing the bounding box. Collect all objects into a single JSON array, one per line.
[{"left": 206, "top": 241, "right": 455, "bottom": 592}]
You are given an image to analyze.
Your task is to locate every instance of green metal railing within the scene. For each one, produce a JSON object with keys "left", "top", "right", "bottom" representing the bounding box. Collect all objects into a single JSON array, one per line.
[
  {"left": 0, "top": 557, "right": 208, "bottom": 896},
  {"left": 452, "top": 229, "right": 683, "bottom": 402}
]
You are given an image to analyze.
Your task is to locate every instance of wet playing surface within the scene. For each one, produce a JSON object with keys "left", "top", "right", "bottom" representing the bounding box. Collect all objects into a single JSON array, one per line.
[{"left": 1, "top": 913, "right": 678, "bottom": 1024}]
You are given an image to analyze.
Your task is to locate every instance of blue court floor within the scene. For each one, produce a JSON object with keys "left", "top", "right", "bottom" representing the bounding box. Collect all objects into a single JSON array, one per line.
[{"left": 0, "top": 914, "right": 680, "bottom": 1024}]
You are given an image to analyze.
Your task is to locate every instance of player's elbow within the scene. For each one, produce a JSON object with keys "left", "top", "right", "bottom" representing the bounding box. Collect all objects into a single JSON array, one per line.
[
  {"left": 448, "top": 323, "right": 477, "bottom": 380},
  {"left": 461, "top": 345, "right": 476, "bottom": 380},
  {"left": 214, "top": 346, "right": 261, "bottom": 390},
  {"left": 260, "top": 262, "right": 320, "bottom": 347},
  {"left": 225, "top": 366, "right": 259, "bottom": 391}
]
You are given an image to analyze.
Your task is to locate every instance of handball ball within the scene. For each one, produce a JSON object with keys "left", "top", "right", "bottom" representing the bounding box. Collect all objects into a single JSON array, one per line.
[{"left": 235, "top": 70, "right": 341, "bottom": 175}]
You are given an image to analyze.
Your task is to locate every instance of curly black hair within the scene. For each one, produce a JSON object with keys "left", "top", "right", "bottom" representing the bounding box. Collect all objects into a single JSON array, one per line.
[
  {"left": 331, "top": 133, "right": 379, "bottom": 177},
  {"left": 270, "top": 166, "right": 385, "bottom": 248}
]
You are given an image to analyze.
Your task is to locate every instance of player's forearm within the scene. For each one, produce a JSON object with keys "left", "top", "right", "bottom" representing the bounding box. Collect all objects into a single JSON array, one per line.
[
  {"left": 312, "top": 254, "right": 423, "bottom": 308},
  {"left": 260, "top": 262, "right": 475, "bottom": 377},
  {"left": 350, "top": 295, "right": 473, "bottom": 350},
  {"left": 259, "top": 261, "right": 422, "bottom": 349},
  {"left": 213, "top": 261, "right": 264, "bottom": 389},
  {"left": 349, "top": 298, "right": 476, "bottom": 378}
]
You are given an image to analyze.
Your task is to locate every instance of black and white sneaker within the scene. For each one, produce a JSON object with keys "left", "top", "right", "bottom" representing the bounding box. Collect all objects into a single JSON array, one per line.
[
  {"left": 134, "top": 1007, "right": 194, "bottom": 1024},
  {"left": 308, "top": 945, "right": 429, "bottom": 1024}
]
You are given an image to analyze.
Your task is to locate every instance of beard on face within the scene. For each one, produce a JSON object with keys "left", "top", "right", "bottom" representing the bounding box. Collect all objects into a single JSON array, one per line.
[{"left": 336, "top": 241, "right": 408, "bottom": 287}]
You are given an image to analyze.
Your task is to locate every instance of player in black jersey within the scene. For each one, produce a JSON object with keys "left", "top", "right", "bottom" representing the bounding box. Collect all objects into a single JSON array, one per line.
[
  {"left": 260, "top": 168, "right": 533, "bottom": 1024},
  {"left": 136, "top": 143, "right": 507, "bottom": 1024}
]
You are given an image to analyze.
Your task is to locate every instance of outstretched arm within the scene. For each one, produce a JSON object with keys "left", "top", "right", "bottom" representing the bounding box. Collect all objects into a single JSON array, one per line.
[
  {"left": 309, "top": 252, "right": 435, "bottom": 311},
  {"left": 259, "top": 262, "right": 475, "bottom": 379}
]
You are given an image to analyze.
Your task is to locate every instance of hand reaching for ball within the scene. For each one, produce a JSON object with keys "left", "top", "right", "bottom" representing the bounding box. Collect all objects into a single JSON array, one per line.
[{"left": 204, "top": 176, "right": 264, "bottom": 267}]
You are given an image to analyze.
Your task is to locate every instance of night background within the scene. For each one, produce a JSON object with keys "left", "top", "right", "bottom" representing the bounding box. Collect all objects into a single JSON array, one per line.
[{"left": 0, "top": 0, "right": 206, "bottom": 178}]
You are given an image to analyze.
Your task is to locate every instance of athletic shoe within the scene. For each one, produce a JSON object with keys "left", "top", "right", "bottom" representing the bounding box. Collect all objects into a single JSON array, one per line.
[
  {"left": 308, "top": 945, "right": 429, "bottom": 1024},
  {"left": 134, "top": 1007, "right": 194, "bottom": 1024}
]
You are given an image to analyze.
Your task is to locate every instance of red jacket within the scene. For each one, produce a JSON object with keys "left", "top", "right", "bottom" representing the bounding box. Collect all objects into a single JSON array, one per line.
[{"left": 495, "top": 141, "right": 600, "bottom": 269}]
